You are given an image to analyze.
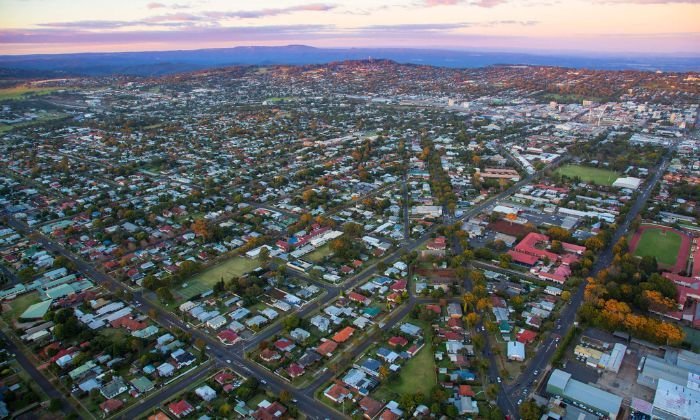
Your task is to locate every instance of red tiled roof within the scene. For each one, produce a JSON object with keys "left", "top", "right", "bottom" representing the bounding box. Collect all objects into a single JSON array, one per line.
[
  {"left": 100, "top": 399, "right": 123, "bottom": 413},
  {"left": 516, "top": 329, "right": 538, "bottom": 344},
  {"left": 388, "top": 336, "right": 408, "bottom": 347},
  {"left": 316, "top": 340, "right": 338, "bottom": 356},
  {"left": 332, "top": 326, "right": 355, "bottom": 343},
  {"left": 217, "top": 329, "right": 240, "bottom": 345},
  {"left": 168, "top": 400, "right": 193, "bottom": 417},
  {"left": 459, "top": 385, "right": 475, "bottom": 397},
  {"left": 508, "top": 250, "right": 540, "bottom": 265}
]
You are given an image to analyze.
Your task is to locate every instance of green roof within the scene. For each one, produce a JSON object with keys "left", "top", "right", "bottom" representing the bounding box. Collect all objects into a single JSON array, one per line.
[
  {"left": 19, "top": 299, "right": 52, "bottom": 319},
  {"left": 363, "top": 307, "right": 381, "bottom": 317},
  {"left": 498, "top": 320, "right": 511, "bottom": 332},
  {"left": 44, "top": 283, "right": 75, "bottom": 299},
  {"left": 130, "top": 376, "right": 154, "bottom": 393}
]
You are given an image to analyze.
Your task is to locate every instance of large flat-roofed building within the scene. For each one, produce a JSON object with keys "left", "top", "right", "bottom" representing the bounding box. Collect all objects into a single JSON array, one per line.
[
  {"left": 652, "top": 378, "right": 700, "bottom": 420},
  {"left": 638, "top": 350, "right": 700, "bottom": 391},
  {"left": 546, "top": 369, "right": 622, "bottom": 419},
  {"left": 612, "top": 176, "right": 642, "bottom": 190}
]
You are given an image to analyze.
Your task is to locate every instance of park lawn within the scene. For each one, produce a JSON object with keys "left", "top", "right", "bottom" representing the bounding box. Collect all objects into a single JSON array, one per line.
[
  {"left": 2, "top": 292, "right": 40, "bottom": 322},
  {"left": 177, "top": 256, "right": 261, "bottom": 301},
  {"left": 305, "top": 244, "right": 332, "bottom": 263},
  {"left": 556, "top": 164, "right": 620, "bottom": 186},
  {"left": 633, "top": 228, "right": 682, "bottom": 266},
  {"left": 374, "top": 320, "right": 437, "bottom": 399},
  {"left": 540, "top": 93, "right": 607, "bottom": 104},
  {"left": 0, "top": 86, "right": 66, "bottom": 101}
]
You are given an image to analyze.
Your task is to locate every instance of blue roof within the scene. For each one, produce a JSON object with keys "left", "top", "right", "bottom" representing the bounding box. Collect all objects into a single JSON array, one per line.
[
  {"left": 373, "top": 276, "right": 392, "bottom": 285},
  {"left": 362, "top": 358, "right": 381, "bottom": 372},
  {"left": 455, "top": 370, "right": 475, "bottom": 380},
  {"left": 377, "top": 347, "right": 391, "bottom": 356}
]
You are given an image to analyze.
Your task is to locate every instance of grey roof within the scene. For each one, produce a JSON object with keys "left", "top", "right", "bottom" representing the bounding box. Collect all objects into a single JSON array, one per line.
[
  {"left": 639, "top": 355, "right": 692, "bottom": 389},
  {"left": 564, "top": 379, "right": 622, "bottom": 417},
  {"left": 548, "top": 369, "right": 571, "bottom": 392},
  {"left": 549, "top": 369, "right": 621, "bottom": 418}
]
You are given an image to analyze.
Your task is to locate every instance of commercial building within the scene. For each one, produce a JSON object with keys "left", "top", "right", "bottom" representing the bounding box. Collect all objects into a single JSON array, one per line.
[
  {"left": 652, "top": 378, "right": 700, "bottom": 420},
  {"left": 612, "top": 176, "right": 642, "bottom": 190},
  {"left": 546, "top": 369, "right": 622, "bottom": 419},
  {"left": 638, "top": 350, "right": 700, "bottom": 391}
]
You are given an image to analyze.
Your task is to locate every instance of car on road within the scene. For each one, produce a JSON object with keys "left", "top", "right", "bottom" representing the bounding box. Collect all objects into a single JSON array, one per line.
[
  {"left": 226, "top": 359, "right": 232, "bottom": 364},
  {"left": 497, "top": 377, "right": 501, "bottom": 383},
  {"left": 517, "top": 399, "right": 523, "bottom": 405},
  {"left": 260, "top": 379, "right": 267, "bottom": 384},
  {"left": 533, "top": 369, "right": 539, "bottom": 376},
  {"left": 291, "top": 399, "right": 298, "bottom": 403}
]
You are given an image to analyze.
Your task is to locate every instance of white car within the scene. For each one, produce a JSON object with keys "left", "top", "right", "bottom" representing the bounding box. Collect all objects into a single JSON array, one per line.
[
  {"left": 497, "top": 377, "right": 502, "bottom": 383},
  {"left": 518, "top": 399, "right": 523, "bottom": 405},
  {"left": 226, "top": 359, "right": 232, "bottom": 364}
]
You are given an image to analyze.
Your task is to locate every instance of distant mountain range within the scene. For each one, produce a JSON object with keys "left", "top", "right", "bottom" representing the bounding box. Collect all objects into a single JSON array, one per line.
[{"left": 1, "top": 45, "right": 698, "bottom": 78}]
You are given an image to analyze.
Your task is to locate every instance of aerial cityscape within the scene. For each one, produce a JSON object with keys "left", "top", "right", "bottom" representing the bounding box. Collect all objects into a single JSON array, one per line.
[{"left": 0, "top": 1, "right": 699, "bottom": 420}]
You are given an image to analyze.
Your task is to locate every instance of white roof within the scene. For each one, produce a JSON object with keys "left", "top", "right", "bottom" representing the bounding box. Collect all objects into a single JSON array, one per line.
[{"left": 653, "top": 378, "right": 700, "bottom": 419}]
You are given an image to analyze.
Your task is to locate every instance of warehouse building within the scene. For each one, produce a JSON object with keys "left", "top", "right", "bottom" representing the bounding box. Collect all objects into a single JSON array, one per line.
[
  {"left": 638, "top": 350, "right": 700, "bottom": 390},
  {"left": 546, "top": 369, "right": 622, "bottom": 419},
  {"left": 651, "top": 378, "right": 700, "bottom": 420}
]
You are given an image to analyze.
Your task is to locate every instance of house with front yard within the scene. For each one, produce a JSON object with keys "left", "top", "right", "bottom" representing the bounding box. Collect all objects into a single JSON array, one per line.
[
  {"left": 195, "top": 385, "right": 217, "bottom": 402},
  {"left": 324, "top": 383, "right": 352, "bottom": 403},
  {"left": 507, "top": 341, "right": 525, "bottom": 361},
  {"left": 100, "top": 377, "right": 128, "bottom": 399},
  {"left": 316, "top": 340, "right": 338, "bottom": 357},
  {"left": 290, "top": 328, "right": 311, "bottom": 342},
  {"left": 168, "top": 400, "right": 194, "bottom": 418}
]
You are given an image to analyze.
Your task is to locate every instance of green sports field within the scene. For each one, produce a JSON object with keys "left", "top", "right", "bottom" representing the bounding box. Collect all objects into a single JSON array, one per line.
[
  {"left": 556, "top": 164, "right": 620, "bottom": 186},
  {"left": 177, "top": 256, "right": 261, "bottom": 301},
  {"left": 633, "top": 228, "right": 682, "bottom": 266}
]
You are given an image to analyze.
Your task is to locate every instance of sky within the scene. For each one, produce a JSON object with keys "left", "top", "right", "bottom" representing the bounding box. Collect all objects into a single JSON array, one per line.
[{"left": 0, "top": 0, "right": 699, "bottom": 55}]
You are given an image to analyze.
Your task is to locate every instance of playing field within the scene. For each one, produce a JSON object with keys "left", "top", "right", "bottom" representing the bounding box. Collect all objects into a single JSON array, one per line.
[
  {"left": 177, "top": 256, "right": 261, "bottom": 301},
  {"left": 556, "top": 164, "right": 619, "bottom": 186},
  {"left": 633, "top": 228, "right": 682, "bottom": 266}
]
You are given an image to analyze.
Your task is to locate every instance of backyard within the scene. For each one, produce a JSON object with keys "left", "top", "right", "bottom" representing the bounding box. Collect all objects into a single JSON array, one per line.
[
  {"left": 374, "top": 319, "right": 437, "bottom": 400},
  {"left": 305, "top": 244, "right": 333, "bottom": 263}
]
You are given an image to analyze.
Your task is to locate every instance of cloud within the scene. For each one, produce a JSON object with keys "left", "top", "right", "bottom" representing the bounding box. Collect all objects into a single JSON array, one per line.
[
  {"left": 28, "top": 3, "right": 338, "bottom": 33},
  {"left": 424, "top": 0, "right": 508, "bottom": 7},
  {"left": 37, "top": 20, "right": 137, "bottom": 29},
  {"left": 355, "top": 21, "right": 537, "bottom": 34},
  {"left": 147, "top": 2, "right": 191, "bottom": 9},
  {"left": 203, "top": 3, "right": 337, "bottom": 19},
  {"left": 36, "top": 14, "right": 204, "bottom": 30},
  {"left": 595, "top": 0, "right": 700, "bottom": 3},
  {"left": 0, "top": 25, "right": 331, "bottom": 44}
]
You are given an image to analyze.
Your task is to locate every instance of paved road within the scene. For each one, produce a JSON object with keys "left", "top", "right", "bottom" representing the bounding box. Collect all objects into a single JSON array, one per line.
[
  {"left": 0, "top": 329, "right": 75, "bottom": 416},
  {"left": 0, "top": 148, "right": 576, "bottom": 420},
  {"left": 503, "top": 146, "right": 674, "bottom": 405}
]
